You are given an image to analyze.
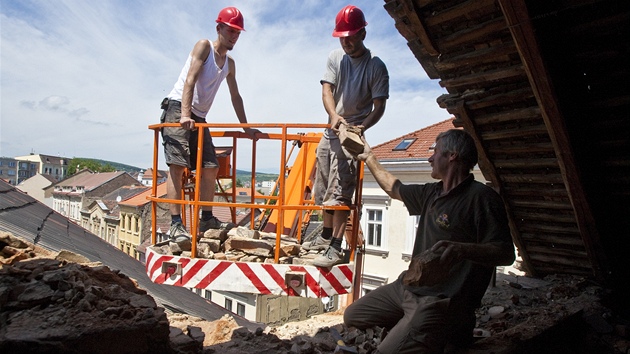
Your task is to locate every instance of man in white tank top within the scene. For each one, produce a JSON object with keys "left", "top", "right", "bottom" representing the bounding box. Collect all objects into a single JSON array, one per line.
[{"left": 160, "top": 7, "right": 260, "bottom": 247}]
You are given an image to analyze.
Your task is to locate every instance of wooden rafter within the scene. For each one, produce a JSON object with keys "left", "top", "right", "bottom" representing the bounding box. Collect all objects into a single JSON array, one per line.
[{"left": 498, "top": 0, "right": 608, "bottom": 282}]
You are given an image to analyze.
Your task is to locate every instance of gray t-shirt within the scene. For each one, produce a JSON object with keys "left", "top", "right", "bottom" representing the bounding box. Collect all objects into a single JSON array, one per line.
[{"left": 321, "top": 48, "right": 389, "bottom": 139}]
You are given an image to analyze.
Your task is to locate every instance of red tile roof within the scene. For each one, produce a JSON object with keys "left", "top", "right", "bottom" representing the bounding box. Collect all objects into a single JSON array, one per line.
[{"left": 371, "top": 118, "right": 458, "bottom": 160}]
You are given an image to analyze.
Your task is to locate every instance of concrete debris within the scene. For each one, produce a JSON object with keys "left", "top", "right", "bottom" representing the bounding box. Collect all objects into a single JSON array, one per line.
[
  {"left": 2, "top": 231, "right": 629, "bottom": 353},
  {"left": 401, "top": 249, "right": 448, "bottom": 287},
  {"left": 156, "top": 226, "right": 328, "bottom": 265}
]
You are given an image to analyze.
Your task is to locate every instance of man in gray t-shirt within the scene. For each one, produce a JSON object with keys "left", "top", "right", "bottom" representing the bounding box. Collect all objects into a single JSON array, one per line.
[{"left": 305, "top": 5, "right": 389, "bottom": 268}]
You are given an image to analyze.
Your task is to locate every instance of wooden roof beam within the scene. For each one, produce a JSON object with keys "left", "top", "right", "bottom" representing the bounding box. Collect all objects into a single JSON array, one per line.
[
  {"left": 384, "top": 0, "right": 440, "bottom": 56},
  {"left": 498, "top": 0, "right": 608, "bottom": 282},
  {"left": 454, "top": 101, "right": 536, "bottom": 276}
]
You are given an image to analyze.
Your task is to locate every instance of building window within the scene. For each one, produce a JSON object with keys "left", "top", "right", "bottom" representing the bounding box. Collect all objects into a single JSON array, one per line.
[
  {"left": 204, "top": 290, "right": 212, "bottom": 301},
  {"left": 225, "top": 299, "right": 233, "bottom": 312},
  {"left": 405, "top": 215, "right": 420, "bottom": 257},
  {"left": 236, "top": 303, "right": 245, "bottom": 317},
  {"left": 366, "top": 209, "right": 383, "bottom": 247},
  {"left": 195, "top": 288, "right": 202, "bottom": 295},
  {"left": 393, "top": 138, "right": 416, "bottom": 151}
]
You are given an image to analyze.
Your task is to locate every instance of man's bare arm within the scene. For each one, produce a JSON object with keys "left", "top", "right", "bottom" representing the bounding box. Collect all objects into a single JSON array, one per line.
[
  {"left": 180, "top": 40, "right": 211, "bottom": 130},
  {"left": 358, "top": 97, "right": 386, "bottom": 132},
  {"left": 322, "top": 82, "right": 345, "bottom": 133},
  {"left": 226, "top": 57, "right": 260, "bottom": 139},
  {"left": 357, "top": 138, "right": 402, "bottom": 200}
]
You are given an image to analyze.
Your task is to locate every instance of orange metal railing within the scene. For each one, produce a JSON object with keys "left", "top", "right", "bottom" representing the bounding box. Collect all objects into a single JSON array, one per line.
[{"left": 147, "top": 122, "right": 363, "bottom": 264}]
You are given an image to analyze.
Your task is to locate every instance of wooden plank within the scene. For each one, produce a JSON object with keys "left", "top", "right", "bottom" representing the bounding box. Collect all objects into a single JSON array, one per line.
[
  {"left": 474, "top": 107, "right": 541, "bottom": 125},
  {"left": 437, "top": 87, "right": 536, "bottom": 112},
  {"left": 434, "top": 41, "right": 518, "bottom": 71},
  {"left": 499, "top": 0, "right": 608, "bottom": 281},
  {"left": 510, "top": 200, "right": 574, "bottom": 210},
  {"left": 519, "top": 224, "right": 580, "bottom": 235},
  {"left": 521, "top": 232, "right": 586, "bottom": 247},
  {"left": 513, "top": 210, "right": 576, "bottom": 223},
  {"left": 407, "top": 39, "right": 441, "bottom": 79},
  {"left": 439, "top": 17, "right": 508, "bottom": 51},
  {"left": 504, "top": 186, "right": 569, "bottom": 198},
  {"left": 439, "top": 66, "right": 526, "bottom": 89},
  {"left": 486, "top": 142, "right": 554, "bottom": 154},
  {"left": 501, "top": 174, "right": 564, "bottom": 184},
  {"left": 525, "top": 245, "right": 589, "bottom": 259},
  {"left": 425, "top": 0, "right": 497, "bottom": 27},
  {"left": 385, "top": 0, "right": 440, "bottom": 56},
  {"left": 493, "top": 158, "right": 558, "bottom": 168},
  {"left": 480, "top": 124, "right": 549, "bottom": 140},
  {"left": 461, "top": 88, "right": 535, "bottom": 110}
]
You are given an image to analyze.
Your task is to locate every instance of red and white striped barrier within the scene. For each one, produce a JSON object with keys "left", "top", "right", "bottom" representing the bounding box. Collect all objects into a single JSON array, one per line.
[{"left": 145, "top": 246, "right": 355, "bottom": 298}]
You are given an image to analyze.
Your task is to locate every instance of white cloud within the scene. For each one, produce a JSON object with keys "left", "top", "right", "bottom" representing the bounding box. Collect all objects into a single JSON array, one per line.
[{"left": 1, "top": 0, "right": 450, "bottom": 172}]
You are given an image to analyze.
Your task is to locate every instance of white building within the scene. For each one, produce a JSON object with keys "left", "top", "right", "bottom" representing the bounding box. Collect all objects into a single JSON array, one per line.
[{"left": 15, "top": 153, "right": 70, "bottom": 182}]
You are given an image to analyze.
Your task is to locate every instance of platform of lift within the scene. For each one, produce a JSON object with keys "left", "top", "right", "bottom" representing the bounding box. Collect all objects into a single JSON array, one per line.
[{"left": 145, "top": 123, "right": 364, "bottom": 298}]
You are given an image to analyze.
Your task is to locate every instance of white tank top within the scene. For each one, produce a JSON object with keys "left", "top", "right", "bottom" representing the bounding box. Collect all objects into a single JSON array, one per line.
[{"left": 167, "top": 40, "right": 229, "bottom": 118}]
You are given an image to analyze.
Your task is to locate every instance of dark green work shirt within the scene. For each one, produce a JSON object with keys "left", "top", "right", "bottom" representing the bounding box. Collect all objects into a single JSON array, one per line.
[{"left": 399, "top": 174, "right": 513, "bottom": 308}]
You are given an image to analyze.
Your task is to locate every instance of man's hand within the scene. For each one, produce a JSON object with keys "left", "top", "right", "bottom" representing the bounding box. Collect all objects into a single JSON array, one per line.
[
  {"left": 243, "top": 127, "right": 261, "bottom": 141},
  {"left": 355, "top": 135, "right": 373, "bottom": 161},
  {"left": 180, "top": 116, "right": 196, "bottom": 130},
  {"left": 330, "top": 115, "right": 347, "bottom": 134},
  {"left": 431, "top": 240, "right": 466, "bottom": 266}
]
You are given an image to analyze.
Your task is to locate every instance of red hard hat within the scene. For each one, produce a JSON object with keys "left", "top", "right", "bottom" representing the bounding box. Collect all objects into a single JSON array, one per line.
[
  {"left": 216, "top": 7, "right": 245, "bottom": 31},
  {"left": 332, "top": 5, "right": 367, "bottom": 37}
]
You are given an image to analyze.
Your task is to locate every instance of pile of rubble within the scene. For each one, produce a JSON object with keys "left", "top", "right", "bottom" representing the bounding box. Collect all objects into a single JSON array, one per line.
[
  {"left": 0, "top": 232, "right": 172, "bottom": 353},
  {"left": 2, "top": 231, "right": 630, "bottom": 354},
  {"left": 154, "top": 226, "right": 325, "bottom": 265}
]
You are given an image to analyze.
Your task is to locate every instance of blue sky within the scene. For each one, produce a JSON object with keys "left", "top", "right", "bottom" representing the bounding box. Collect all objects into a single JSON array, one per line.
[{"left": 0, "top": 0, "right": 451, "bottom": 172}]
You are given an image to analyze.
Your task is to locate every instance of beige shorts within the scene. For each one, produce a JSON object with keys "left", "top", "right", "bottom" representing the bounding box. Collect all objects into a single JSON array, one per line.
[
  {"left": 160, "top": 99, "right": 218, "bottom": 169},
  {"left": 313, "top": 136, "right": 357, "bottom": 206}
]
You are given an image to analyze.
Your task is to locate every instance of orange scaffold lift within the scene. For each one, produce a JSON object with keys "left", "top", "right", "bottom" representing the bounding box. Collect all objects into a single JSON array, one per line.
[{"left": 145, "top": 122, "right": 365, "bottom": 300}]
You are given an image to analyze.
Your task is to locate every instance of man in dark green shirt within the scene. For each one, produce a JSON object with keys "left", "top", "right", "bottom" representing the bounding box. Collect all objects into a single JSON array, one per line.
[{"left": 344, "top": 129, "right": 515, "bottom": 353}]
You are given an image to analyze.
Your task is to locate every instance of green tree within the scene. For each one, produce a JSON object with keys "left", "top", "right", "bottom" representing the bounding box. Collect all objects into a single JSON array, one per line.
[{"left": 68, "top": 158, "right": 116, "bottom": 176}]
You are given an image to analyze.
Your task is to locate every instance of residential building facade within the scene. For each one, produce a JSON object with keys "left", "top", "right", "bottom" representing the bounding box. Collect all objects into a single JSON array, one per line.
[
  {"left": 15, "top": 153, "right": 70, "bottom": 182},
  {"left": 133, "top": 168, "right": 167, "bottom": 187},
  {"left": 16, "top": 173, "right": 58, "bottom": 207},
  {"left": 80, "top": 184, "right": 150, "bottom": 249},
  {"left": 50, "top": 170, "right": 139, "bottom": 223},
  {"left": 118, "top": 183, "right": 168, "bottom": 260},
  {"left": 0, "top": 157, "right": 18, "bottom": 185}
]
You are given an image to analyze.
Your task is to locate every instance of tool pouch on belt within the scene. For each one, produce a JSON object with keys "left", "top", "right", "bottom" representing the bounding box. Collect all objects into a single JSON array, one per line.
[{"left": 160, "top": 97, "right": 169, "bottom": 123}]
